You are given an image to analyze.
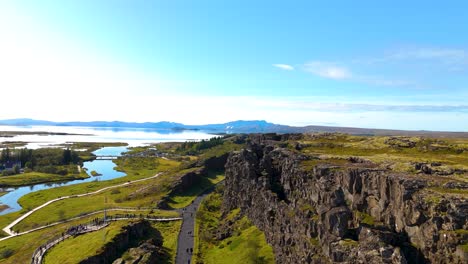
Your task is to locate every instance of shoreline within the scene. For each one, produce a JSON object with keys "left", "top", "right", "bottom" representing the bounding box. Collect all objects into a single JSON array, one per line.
[
  {"left": 0, "top": 173, "right": 91, "bottom": 189},
  {"left": 0, "top": 204, "right": 10, "bottom": 213}
]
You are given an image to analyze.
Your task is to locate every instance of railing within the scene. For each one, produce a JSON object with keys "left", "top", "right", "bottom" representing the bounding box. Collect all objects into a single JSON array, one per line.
[
  {"left": 31, "top": 218, "right": 109, "bottom": 264},
  {"left": 30, "top": 215, "right": 182, "bottom": 264}
]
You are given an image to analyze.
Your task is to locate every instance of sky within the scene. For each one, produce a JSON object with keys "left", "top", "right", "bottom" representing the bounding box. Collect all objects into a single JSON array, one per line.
[{"left": 0, "top": 0, "right": 467, "bottom": 131}]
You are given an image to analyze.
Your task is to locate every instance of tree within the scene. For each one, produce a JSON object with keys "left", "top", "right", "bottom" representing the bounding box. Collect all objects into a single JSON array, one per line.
[
  {"left": 25, "top": 161, "right": 33, "bottom": 169},
  {"left": 62, "top": 148, "right": 72, "bottom": 164},
  {"left": 13, "top": 165, "right": 20, "bottom": 175},
  {"left": 0, "top": 148, "right": 10, "bottom": 163}
]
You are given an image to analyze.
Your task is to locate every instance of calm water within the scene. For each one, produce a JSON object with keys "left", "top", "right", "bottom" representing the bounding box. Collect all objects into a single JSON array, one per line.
[
  {"left": 0, "top": 126, "right": 216, "bottom": 215},
  {"left": 0, "top": 125, "right": 215, "bottom": 149},
  {"left": 0, "top": 146, "right": 128, "bottom": 215}
]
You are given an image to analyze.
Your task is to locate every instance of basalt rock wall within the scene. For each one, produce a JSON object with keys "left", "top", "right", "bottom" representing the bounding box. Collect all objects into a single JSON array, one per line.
[
  {"left": 79, "top": 221, "right": 153, "bottom": 264},
  {"left": 157, "top": 153, "right": 228, "bottom": 209},
  {"left": 222, "top": 141, "right": 467, "bottom": 263}
]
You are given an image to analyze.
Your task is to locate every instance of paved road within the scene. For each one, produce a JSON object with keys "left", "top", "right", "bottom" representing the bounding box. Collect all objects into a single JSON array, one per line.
[
  {"left": 1, "top": 172, "right": 163, "bottom": 239},
  {"left": 175, "top": 187, "right": 216, "bottom": 264}
]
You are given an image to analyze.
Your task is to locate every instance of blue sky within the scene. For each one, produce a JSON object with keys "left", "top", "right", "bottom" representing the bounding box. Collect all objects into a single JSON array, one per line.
[{"left": 0, "top": 0, "right": 467, "bottom": 131}]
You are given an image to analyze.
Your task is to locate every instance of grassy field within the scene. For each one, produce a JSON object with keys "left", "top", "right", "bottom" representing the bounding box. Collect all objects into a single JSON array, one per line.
[
  {"left": 152, "top": 221, "right": 182, "bottom": 263},
  {"left": 43, "top": 220, "right": 182, "bottom": 264},
  {"left": 0, "top": 212, "right": 119, "bottom": 263},
  {"left": 43, "top": 220, "right": 131, "bottom": 264},
  {"left": 0, "top": 138, "right": 244, "bottom": 262},
  {"left": 14, "top": 158, "right": 179, "bottom": 211},
  {"left": 12, "top": 158, "right": 183, "bottom": 232},
  {"left": 167, "top": 172, "right": 225, "bottom": 209},
  {"left": 295, "top": 134, "right": 468, "bottom": 179},
  {"left": 194, "top": 188, "right": 275, "bottom": 264},
  {"left": 0, "top": 171, "right": 89, "bottom": 187},
  {"left": 0, "top": 157, "right": 180, "bottom": 236}
]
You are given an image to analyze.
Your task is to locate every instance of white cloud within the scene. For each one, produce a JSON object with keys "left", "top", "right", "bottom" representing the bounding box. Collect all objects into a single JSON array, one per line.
[
  {"left": 303, "top": 61, "right": 351, "bottom": 80},
  {"left": 302, "top": 60, "right": 412, "bottom": 87},
  {"left": 273, "top": 64, "right": 294, "bottom": 70}
]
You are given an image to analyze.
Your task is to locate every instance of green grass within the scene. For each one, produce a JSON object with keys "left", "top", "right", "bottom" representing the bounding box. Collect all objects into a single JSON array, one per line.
[
  {"left": 152, "top": 221, "right": 182, "bottom": 263},
  {"left": 0, "top": 157, "right": 181, "bottom": 233},
  {"left": 459, "top": 243, "right": 468, "bottom": 253},
  {"left": 195, "top": 189, "right": 275, "bottom": 264},
  {"left": 0, "top": 171, "right": 89, "bottom": 187},
  {"left": 43, "top": 220, "right": 131, "bottom": 264},
  {"left": 167, "top": 171, "right": 225, "bottom": 209},
  {"left": 0, "top": 213, "right": 118, "bottom": 263},
  {"left": 355, "top": 211, "right": 375, "bottom": 226},
  {"left": 296, "top": 135, "right": 468, "bottom": 212},
  {"left": 339, "top": 238, "right": 359, "bottom": 247},
  {"left": 43, "top": 220, "right": 182, "bottom": 264},
  {"left": 14, "top": 158, "right": 179, "bottom": 211},
  {"left": 309, "top": 237, "right": 319, "bottom": 246},
  {"left": 90, "top": 170, "right": 101, "bottom": 176},
  {"left": 428, "top": 187, "right": 468, "bottom": 195},
  {"left": 199, "top": 141, "right": 242, "bottom": 160},
  {"left": 12, "top": 171, "right": 183, "bottom": 232},
  {"left": 0, "top": 141, "right": 233, "bottom": 262},
  {"left": 200, "top": 216, "right": 275, "bottom": 264}
]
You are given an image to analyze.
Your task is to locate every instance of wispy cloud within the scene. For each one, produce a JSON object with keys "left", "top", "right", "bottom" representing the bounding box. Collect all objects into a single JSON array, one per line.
[
  {"left": 390, "top": 48, "right": 468, "bottom": 62},
  {"left": 303, "top": 61, "right": 410, "bottom": 86},
  {"left": 356, "top": 76, "right": 413, "bottom": 87},
  {"left": 273, "top": 64, "right": 294, "bottom": 70},
  {"left": 301, "top": 47, "right": 468, "bottom": 88},
  {"left": 357, "top": 47, "right": 468, "bottom": 70},
  {"left": 303, "top": 61, "right": 351, "bottom": 79},
  {"left": 252, "top": 98, "right": 468, "bottom": 113}
]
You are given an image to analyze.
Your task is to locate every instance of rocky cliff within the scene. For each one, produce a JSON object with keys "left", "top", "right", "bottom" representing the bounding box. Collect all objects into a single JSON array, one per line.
[
  {"left": 222, "top": 136, "right": 468, "bottom": 263},
  {"left": 157, "top": 154, "right": 228, "bottom": 209},
  {"left": 79, "top": 221, "right": 164, "bottom": 264}
]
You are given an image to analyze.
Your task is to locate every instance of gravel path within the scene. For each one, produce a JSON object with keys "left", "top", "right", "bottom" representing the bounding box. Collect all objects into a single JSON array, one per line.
[{"left": 1, "top": 172, "right": 163, "bottom": 240}]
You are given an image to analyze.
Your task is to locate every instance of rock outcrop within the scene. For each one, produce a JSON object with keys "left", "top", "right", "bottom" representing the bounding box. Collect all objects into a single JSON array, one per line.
[
  {"left": 112, "top": 238, "right": 167, "bottom": 264},
  {"left": 222, "top": 137, "right": 468, "bottom": 263},
  {"left": 157, "top": 154, "right": 228, "bottom": 209},
  {"left": 79, "top": 221, "right": 160, "bottom": 264}
]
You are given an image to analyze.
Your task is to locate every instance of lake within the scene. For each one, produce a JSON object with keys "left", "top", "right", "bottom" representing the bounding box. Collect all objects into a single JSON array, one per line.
[
  {"left": 0, "top": 126, "right": 217, "bottom": 215},
  {"left": 0, "top": 125, "right": 216, "bottom": 149}
]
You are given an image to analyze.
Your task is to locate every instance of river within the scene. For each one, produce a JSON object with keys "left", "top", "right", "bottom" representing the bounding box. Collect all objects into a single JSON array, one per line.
[{"left": 0, "top": 146, "right": 129, "bottom": 215}]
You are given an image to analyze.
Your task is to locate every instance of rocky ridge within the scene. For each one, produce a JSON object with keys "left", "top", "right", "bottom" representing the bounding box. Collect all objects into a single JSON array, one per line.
[{"left": 222, "top": 135, "right": 468, "bottom": 263}]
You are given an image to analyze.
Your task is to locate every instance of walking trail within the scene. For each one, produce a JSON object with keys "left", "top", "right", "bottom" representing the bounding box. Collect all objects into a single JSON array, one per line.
[
  {"left": 1, "top": 172, "right": 163, "bottom": 240},
  {"left": 175, "top": 185, "right": 219, "bottom": 264}
]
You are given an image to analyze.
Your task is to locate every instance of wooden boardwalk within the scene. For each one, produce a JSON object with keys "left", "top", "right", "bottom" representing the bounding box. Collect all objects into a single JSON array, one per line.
[
  {"left": 31, "top": 222, "right": 109, "bottom": 264},
  {"left": 30, "top": 215, "right": 182, "bottom": 264}
]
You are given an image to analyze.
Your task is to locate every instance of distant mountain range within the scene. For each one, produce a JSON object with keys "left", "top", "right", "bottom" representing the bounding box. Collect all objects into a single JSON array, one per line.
[
  {"left": 0, "top": 118, "right": 291, "bottom": 134},
  {"left": 0, "top": 118, "right": 467, "bottom": 137}
]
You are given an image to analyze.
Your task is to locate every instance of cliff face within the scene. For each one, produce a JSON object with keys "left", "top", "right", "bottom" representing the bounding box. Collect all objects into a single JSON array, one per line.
[
  {"left": 223, "top": 139, "right": 467, "bottom": 263},
  {"left": 80, "top": 221, "right": 160, "bottom": 264},
  {"left": 157, "top": 154, "right": 228, "bottom": 209}
]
